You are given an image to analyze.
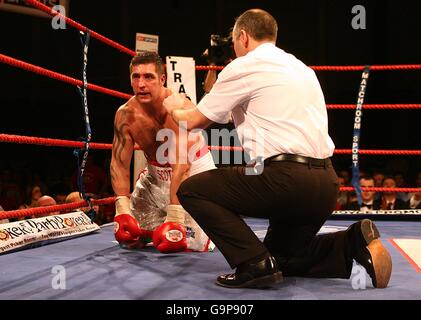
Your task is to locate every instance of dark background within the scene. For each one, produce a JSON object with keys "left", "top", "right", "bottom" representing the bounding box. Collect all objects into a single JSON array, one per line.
[{"left": 1, "top": 0, "right": 421, "bottom": 186}]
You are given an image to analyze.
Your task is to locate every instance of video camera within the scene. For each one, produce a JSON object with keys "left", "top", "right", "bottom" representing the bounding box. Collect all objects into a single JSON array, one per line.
[{"left": 207, "top": 34, "right": 235, "bottom": 66}]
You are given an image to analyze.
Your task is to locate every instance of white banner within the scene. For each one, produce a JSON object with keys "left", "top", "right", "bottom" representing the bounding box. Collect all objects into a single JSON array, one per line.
[
  {"left": 0, "top": 211, "right": 100, "bottom": 254},
  {"left": 0, "top": 0, "right": 69, "bottom": 18},
  {"left": 166, "top": 56, "right": 197, "bottom": 104},
  {"left": 135, "top": 32, "right": 159, "bottom": 53}
]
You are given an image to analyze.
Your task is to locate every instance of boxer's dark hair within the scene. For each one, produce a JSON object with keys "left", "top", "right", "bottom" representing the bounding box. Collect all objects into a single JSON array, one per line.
[
  {"left": 129, "top": 51, "right": 164, "bottom": 75},
  {"left": 234, "top": 9, "right": 277, "bottom": 42}
]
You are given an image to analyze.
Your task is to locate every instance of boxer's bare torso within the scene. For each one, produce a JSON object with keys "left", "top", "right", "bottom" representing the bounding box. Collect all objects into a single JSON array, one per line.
[
  {"left": 114, "top": 92, "right": 177, "bottom": 163},
  {"left": 111, "top": 62, "right": 201, "bottom": 204}
]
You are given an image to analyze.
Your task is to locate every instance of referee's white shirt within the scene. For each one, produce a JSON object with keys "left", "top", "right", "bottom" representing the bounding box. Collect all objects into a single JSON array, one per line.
[{"left": 197, "top": 42, "right": 335, "bottom": 161}]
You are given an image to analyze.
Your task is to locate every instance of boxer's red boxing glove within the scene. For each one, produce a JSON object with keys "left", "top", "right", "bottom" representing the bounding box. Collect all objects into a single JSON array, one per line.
[
  {"left": 153, "top": 204, "right": 188, "bottom": 253},
  {"left": 153, "top": 221, "right": 188, "bottom": 253},
  {"left": 114, "top": 196, "right": 153, "bottom": 248},
  {"left": 114, "top": 214, "right": 142, "bottom": 245}
]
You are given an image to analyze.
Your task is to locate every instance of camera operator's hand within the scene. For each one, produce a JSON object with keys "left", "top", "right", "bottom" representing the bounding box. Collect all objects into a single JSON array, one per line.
[
  {"left": 202, "top": 48, "right": 209, "bottom": 60},
  {"left": 203, "top": 62, "right": 217, "bottom": 94}
]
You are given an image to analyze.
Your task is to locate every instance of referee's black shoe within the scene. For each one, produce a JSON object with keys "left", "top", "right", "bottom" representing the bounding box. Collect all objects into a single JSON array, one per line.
[
  {"left": 348, "top": 219, "right": 392, "bottom": 288},
  {"left": 216, "top": 255, "right": 283, "bottom": 289}
]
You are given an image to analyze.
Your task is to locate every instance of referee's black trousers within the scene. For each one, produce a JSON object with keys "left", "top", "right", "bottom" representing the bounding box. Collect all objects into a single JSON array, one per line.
[{"left": 178, "top": 159, "right": 355, "bottom": 279}]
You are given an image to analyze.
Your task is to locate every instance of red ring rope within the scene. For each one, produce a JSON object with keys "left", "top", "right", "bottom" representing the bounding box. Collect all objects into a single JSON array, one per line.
[
  {"left": 3, "top": 53, "right": 420, "bottom": 110},
  {"left": 334, "top": 149, "right": 421, "bottom": 156},
  {"left": 1, "top": 188, "right": 420, "bottom": 221},
  {"left": 311, "top": 65, "right": 421, "bottom": 71},
  {"left": 23, "top": 1, "right": 421, "bottom": 72},
  {"left": 0, "top": 53, "right": 132, "bottom": 100},
  {"left": 25, "top": 0, "right": 137, "bottom": 57},
  {"left": 4, "top": 52, "right": 421, "bottom": 110},
  {"left": 340, "top": 187, "right": 421, "bottom": 193},
  {"left": 327, "top": 104, "right": 421, "bottom": 110},
  {"left": 0, "top": 197, "right": 116, "bottom": 220},
  {"left": 3, "top": 53, "right": 421, "bottom": 111},
  {"left": 1, "top": 133, "right": 421, "bottom": 155}
]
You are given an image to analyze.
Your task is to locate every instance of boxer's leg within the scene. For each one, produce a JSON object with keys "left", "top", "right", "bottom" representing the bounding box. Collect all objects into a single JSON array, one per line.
[{"left": 131, "top": 169, "right": 167, "bottom": 233}]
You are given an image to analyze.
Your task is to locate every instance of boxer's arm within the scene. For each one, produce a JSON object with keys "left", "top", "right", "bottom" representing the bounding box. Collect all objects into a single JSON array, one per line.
[
  {"left": 111, "top": 108, "right": 150, "bottom": 248},
  {"left": 110, "top": 108, "right": 134, "bottom": 198},
  {"left": 169, "top": 128, "right": 192, "bottom": 205},
  {"left": 170, "top": 162, "right": 190, "bottom": 205},
  {"left": 154, "top": 123, "right": 190, "bottom": 253}
]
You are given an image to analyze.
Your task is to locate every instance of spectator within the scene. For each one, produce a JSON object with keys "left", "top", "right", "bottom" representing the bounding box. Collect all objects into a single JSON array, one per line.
[
  {"left": 408, "top": 172, "right": 421, "bottom": 209},
  {"left": 338, "top": 169, "right": 351, "bottom": 186},
  {"left": 20, "top": 184, "right": 43, "bottom": 209},
  {"left": 65, "top": 191, "right": 99, "bottom": 219},
  {"left": 54, "top": 192, "right": 68, "bottom": 205},
  {"left": 374, "top": 177, "right": 408, "bottom": 210},
  {"left": 335, "top": 176, "right": 348, "bottom": 210},
  {"left": 394, "top": 172, "right": 410, "bottom": 202},
  {"left": 372, "top": 171, "right": 385, "bottom": 201},
  {"left": 71, "top": 155, "right": 108, "bottom": 197},
  {"left": 96, "top": 184, "right": 115, "bottom": 225},
  {"left": 17, "top": 184, "right": 44, "bottom": 220},
  {"left": 373, "top": 171, "right": 385, "bottom": 187},
  {"left": 344, "top": 176, "right": 376, "bottom": 212},
  {"left": 37, "top": 195, "right": 59, "bottom": 217},
  {"left": 50, "top": 182, "right": 71, "bottom": 205}
]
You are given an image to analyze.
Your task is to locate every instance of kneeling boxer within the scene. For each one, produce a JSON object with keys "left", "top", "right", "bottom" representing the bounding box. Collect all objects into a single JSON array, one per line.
[{"left": 110, "top": 51, "right": 216, "bottom": 253}]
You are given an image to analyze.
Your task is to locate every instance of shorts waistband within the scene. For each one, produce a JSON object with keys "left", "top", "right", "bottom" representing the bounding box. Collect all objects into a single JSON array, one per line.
[{"left": 267, "top": 154, "right": 331, "bottom": 168}]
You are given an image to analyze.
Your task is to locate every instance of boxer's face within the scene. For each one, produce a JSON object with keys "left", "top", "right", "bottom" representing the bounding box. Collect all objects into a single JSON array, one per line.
[{"left": 131, "top": 63, "right": 165, "bottom": 104}]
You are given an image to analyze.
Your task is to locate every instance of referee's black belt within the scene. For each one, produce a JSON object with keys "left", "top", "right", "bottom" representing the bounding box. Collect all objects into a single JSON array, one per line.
[{"left": 267, "top": 154, "right": 330, "bottom": 168}]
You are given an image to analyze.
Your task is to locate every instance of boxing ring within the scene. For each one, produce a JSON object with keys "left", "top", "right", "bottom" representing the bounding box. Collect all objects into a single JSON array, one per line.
[
  {"left": 0, "top": 219, "right": 421, "bottom": 300},
  {"left": 1, "top": 0, "right": 421, "bottom": 300}
]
